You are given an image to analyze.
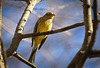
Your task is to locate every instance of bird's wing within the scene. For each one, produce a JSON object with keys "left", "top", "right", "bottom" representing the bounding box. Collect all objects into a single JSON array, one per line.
[
  {"left": 33, "top": 22, "right": 39, "bottom": 33},
  {"left": 28, "top": 48, "right": 37, "bottom": 63},
  {"left": 38, "top": 36, "right": 48, "bottom": 50},
  {"left": 31, "top": 18, "right": 40, "bottom": 47}
]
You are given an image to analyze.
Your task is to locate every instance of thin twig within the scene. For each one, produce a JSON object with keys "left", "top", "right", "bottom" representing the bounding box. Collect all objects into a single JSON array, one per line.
[
  {"left": 89, "top": 50, "right": 100, "bottom": 58},
  {"left": 2, "top": 19, "right": 100, "bottom": 43},
  {"left": 20, "top": 19, "right": 100, "bottom": 39},
  {"left": 13, "top": 52, "right": 37, "bottom": 68},
  {"left": 20, "top": 22, "right": 84, "bottom": 39}
]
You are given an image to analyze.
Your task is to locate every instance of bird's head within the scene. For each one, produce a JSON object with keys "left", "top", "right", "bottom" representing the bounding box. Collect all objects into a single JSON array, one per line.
[{"left": 44, "top": 12, "right": 55, "bottom": 19}]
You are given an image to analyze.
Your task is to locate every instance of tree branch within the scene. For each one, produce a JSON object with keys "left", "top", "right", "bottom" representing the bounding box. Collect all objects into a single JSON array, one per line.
[
  {"left": 0, "top": 0, "right": 7, "bottom": 67},
  {"left": 15, "top": 0, "right": 33, "bottom": 4},
  {"left": 20, "top": 22, "right": 84, "bottom": 39},
  {"left": 13, "top": 52, "right": 37, "bottom": 68},
  {"left": 87, "top": 0, "right": 99, "bottom": 51},
  {"left": 86, "top": 0, "right": 99, "bottom": 59},
  {"left": 76, "top": 0, "right": 99, "bottom": 67},
  {"left": 1, "top": 41, "right": 7, "bottom": 68},
  {"left": 89, "top": 50, "right": 100, "bottom": 58},
  {"left": 6, "top": 0, "right": 42, "bottom": 59},
  {"left": 20, "top": 19, "right": 100, "bottom": 39},
  {"left": 68, "top": 0, "right": 93, "bottom": 67}
]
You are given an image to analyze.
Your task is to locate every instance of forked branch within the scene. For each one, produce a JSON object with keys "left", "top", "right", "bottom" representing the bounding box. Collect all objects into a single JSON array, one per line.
[{"left": 6, "top": 0, "right": 42, "bottom": 59}]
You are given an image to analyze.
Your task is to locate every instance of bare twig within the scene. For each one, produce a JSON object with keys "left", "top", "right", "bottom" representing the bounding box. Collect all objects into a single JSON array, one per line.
[
  {"left": 89, "top": 50, "right": 100, "bottom": 58},
  {"left": 6, "top": 0, "right": 42, "bottom": 59},
  {"left": 13, "top": 52, "right": 37, "bottom": 68},
  {"left": 20, "top": 22, "right": 84, "bottom": 39},
  {"left": 20, "top": 19, "right": 100, "bottom": 39},
  {"left": 2, "top": 19, "right": 100, "bottom": 40},
  {"left": 2, "top": 18, "right": 100, "bottom": 44},
  {"left": 52, "top": 23, "right": 72, "bottom": 36}
]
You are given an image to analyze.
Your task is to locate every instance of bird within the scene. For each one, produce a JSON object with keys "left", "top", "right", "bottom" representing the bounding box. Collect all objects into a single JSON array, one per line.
[{"left": 28, "top": 12, "right": 55, "bottom": 64}]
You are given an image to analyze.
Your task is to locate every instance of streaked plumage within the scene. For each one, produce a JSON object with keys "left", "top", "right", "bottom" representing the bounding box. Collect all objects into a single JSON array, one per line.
[{"left": 29, "top": 12, "right": 55, "bottom": 63}]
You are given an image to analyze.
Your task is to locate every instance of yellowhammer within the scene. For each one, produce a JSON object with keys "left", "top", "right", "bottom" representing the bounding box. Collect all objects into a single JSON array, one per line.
[{"left": 29, "top": 12, "right": 55, "bottom": 63}]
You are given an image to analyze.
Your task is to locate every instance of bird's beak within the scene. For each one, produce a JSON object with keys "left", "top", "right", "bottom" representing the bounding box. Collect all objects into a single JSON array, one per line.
[{"left": 52, "top": 14, "right": 55, "bottom": 16}]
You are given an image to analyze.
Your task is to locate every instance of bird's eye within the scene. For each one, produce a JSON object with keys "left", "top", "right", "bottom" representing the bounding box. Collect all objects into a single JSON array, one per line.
[{"left": 47, "top": 13, "right": 50, "bottom": 15}]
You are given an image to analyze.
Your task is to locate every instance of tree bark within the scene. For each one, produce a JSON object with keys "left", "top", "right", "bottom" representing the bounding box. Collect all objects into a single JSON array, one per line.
[
  {"left": 6, "top": 0, "right": 41, "bottom": 58},
  {"left": 68, "top": 0, "right": 93, "bottom": 68},
  {"left": 0, "top": 0, "right": 6, "bottom": 68}
]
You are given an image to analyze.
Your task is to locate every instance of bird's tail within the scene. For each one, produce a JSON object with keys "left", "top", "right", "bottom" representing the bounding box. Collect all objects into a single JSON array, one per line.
[{"left": 28, "top": 48, "right": 37, "bottom": 64}]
